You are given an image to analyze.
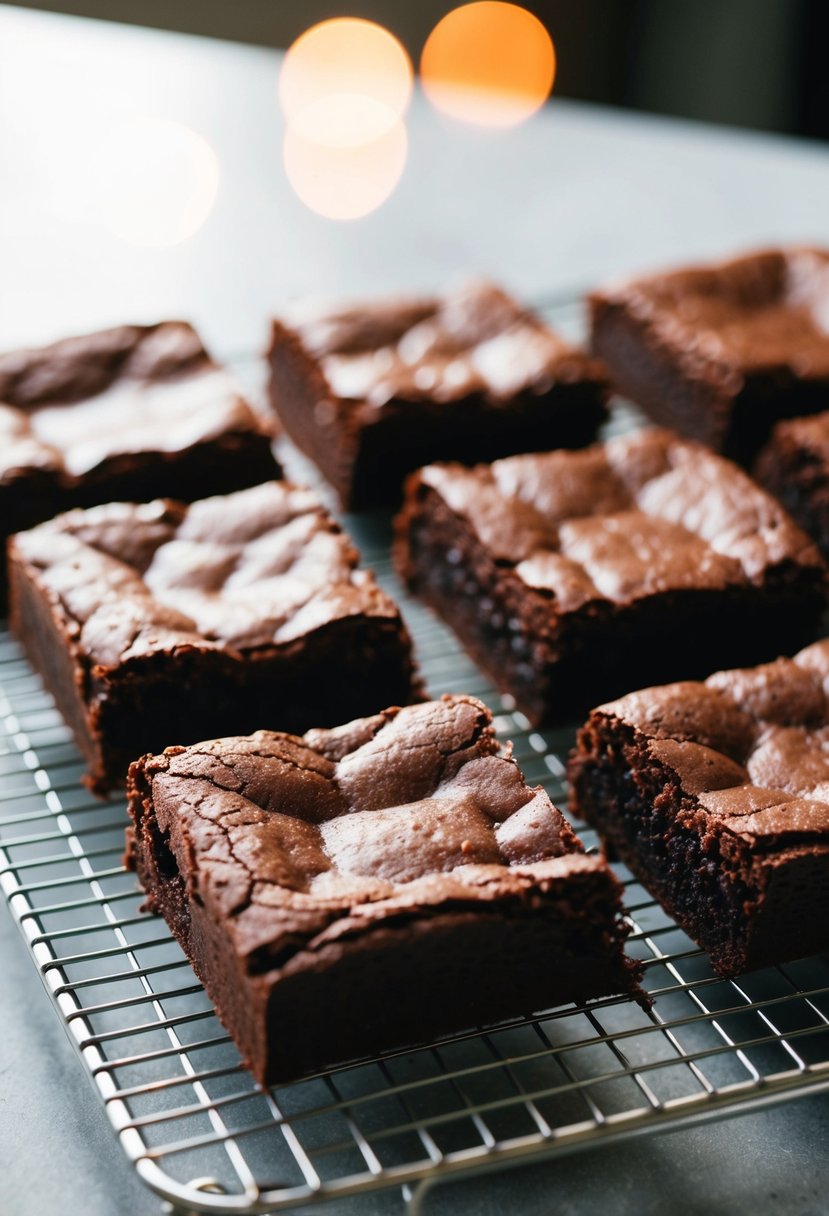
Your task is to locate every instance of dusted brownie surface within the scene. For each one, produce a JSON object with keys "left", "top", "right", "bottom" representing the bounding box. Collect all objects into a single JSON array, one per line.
[
  {"left": 126, "top": 696, "right": 641, "bottom": 1084},
  {"left": 590, "top": 248, "right": 829, "bottom": 465},
  {"left": 0, "top": 321, "right": 279, "bottom": 603},
  {"left": 9, "top": 481, "right": 418, "bottom": 793},
  {"left": 268, "top": 280, "right": 607, "bottom": 508},
  {"left": 395, "top": 428, "right": 826, "bottom": 723},
  {"left": 569, "top": 640, "right": 829, "bottom": 976}
]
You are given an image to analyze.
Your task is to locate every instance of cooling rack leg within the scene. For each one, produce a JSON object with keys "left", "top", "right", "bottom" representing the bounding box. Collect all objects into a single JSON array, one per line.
[
  {"left": 406, "top": 1177, "right": 437, "bottom": 1215},
  {"left": 160, "top": 1178, "right": 229, "bottom": 1215}
]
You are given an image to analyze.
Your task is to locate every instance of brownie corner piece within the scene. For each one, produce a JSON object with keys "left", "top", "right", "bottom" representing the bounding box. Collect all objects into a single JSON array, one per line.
[
  {"left": 267, "top": 280, "right": 608, "bottom": 509},
  {"left": 568, "top": 640, "right": 829, "bottom": 977},
  {"left": 126, "top": 696, "right": 641, "bottom": 1085},
  {"left": 394, "top": 427, "right": 826, "bottom": 725},
  {"left": 9, "top": 480, "right": 418, "bottom": 793},
  {"left": 589, "top": 246, "right": 829, "bottom": 464}
]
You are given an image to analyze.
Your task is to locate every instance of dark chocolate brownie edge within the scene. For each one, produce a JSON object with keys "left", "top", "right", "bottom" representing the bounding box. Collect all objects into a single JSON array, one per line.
[
  {"left": 1, "top": 476, "right": 62, "bottom": 609},
  {"left": 10, "top": 534, "right": 420, "bottom": 794},
  {"left": 588, "top": 296, "right": 734, "bottom": 451},
  {"left": 756, "top": 427, "right": 829, "bottom": 561},
  {"left": 126, "top": 753, "right": 640, "bottom": 1085},
  {"left": 344, "top": 382, "right": 609, "bottom": 511},
  {"left": 1, "top": 429, "right": 281, "bottom": 614},
  {"left": 68, "top": 427, "right": 282, "bottom": 511},
  {"left": 568, "top": 710, "right": 829, "bottom": 976},
  {"left": 394, "top": 476, "right": 556, "bottom": 723},
  {"left": 590, "top": 295, "right": 829, "bottom": 466},
  {"left": 394, "top": 475, "right": 827, "bottom": 726},
  {"left": 267, "top": 321, "right": 358, "bottom": 508},
  {"left": 8, "top": 540, "right": 103, "bottom": 776},
  {"left": 268, "top": 320, "right": 609, "bottom": 512},
  {"left": 90, "top": 612, "right": 420, "bottom": 792},
  {"left": 727, "top": 372, "right": 829, "bottom": 467}
]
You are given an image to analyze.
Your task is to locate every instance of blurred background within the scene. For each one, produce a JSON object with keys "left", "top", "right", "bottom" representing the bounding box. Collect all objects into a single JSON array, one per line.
[
  {"left": 9, "top": 0, "right": 829, "bottom": 141},
  {"left": 3, "top": 0, "right": 829, "bottom": 356}
]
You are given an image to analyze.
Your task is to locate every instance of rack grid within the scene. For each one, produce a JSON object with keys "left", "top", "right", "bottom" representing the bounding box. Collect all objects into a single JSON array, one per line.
[
  {"left": 2, "top": 300, "right": 829, "bottom": 1213},
  {"left": 2, "top": 573, "right": 829, "bottom": 1215}
]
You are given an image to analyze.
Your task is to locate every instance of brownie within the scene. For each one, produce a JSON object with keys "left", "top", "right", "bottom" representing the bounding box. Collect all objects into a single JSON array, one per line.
[
  {"left": 394, "top": 428, "right": 826, "bottom": 725},
  {"left": 0, "top": 321, "right": 280, "bottom": 606},
  {"left": 267, "top": 280, "right": 608, "bottom": 509},
  {"left": 125, "top": 695, "right": 642, "bottom": 1084},
  {"left": 756, "top": 411, "right": 829, "bottom": 559},
  {"left": 590, "top": 248, "right": 829, "bottom": 465},
  {"left": 9, "top": 481, "right": 418, "bottom": 794},
  {"left": 569, "top": 641, "right": 829, "bottom": 977}
]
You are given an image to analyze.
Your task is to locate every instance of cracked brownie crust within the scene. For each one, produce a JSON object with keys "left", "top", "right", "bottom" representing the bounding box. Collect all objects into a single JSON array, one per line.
[
  {"left": 395, "top": 428, "right": 826, "bottom": 724},
  {"left": 0, "top": 321, "right": 279, "bottom": 605},
  {"left": 9, "top": 480, "right": 418, "bottom": 793},
  {"left": 267, "top": 280, "right": 607, "bottom": 509},
  {"left": 569, "top": 640, "right": 829, "bottom": 976},
  {"left": 126, "top": 696, "right": 641, "bottom": 1084},
  {"left": 590, "top": 247, "right": 829, "bottom": 465}
]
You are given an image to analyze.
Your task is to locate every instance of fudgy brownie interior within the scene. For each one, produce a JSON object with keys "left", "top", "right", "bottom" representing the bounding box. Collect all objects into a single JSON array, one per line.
[{"left": 569, "top": 641, "right": 829, "bottom": 976}]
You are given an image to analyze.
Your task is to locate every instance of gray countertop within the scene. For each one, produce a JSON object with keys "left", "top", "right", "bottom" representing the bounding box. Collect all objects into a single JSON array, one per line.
[
  {"left": 4, "top": 898, "right": 829, "bottom": 1216},
  {"left": 2, "top": 6, "right": 829, "bottom": 1213}
]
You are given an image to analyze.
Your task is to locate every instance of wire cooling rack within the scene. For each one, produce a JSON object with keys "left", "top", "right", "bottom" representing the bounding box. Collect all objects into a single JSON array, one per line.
[
  {"left": 2, "top": 300, "right": 829, "bottom": 1215},
  {"left": 2, "top": 572, "right": 829, "bottom": 1215}
]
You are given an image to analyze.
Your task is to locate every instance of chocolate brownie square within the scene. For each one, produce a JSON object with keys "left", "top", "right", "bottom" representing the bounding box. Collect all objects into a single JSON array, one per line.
[
  {"left": 590, "top": 248, "right": 829, "bottom": 465},
  {"left": 126, "top": 696, "right": 642, "bottom": 1084},
  {"left": 395, "top": 428, "right": 826, "bottom": 724},
  {"left": 756, "top": 411, "right": 829, "bottom": 559},
  {"left": 267, "top": 281, "right": 607, "bottom": 509},
  {"left": 0, "top": 321, "right": 280, "bottom": 605},
  {"left": 9, "top": 481, "right": 418, "bottom": 794},
  {"left": 569, "top": 641, "right": 829, "bottom": 977}
]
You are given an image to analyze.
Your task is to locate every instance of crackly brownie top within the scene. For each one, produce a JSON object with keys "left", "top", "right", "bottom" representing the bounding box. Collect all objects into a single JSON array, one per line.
[
  {"left": 592, "top": 247, "right": 829, "bottom": 379},
  {"left": 134, "top": 696, "right": 610, "bottom": 967},
  {"left": 0, "top": 322, "right": 270, "bottom": 484},
  {"left": 11, "top": 481, "right": 403, "bottom": 667},
  {"left": 415, "top": 428, "right": 823, "bottom": 611},
  {"left": 594, "top": 639, "right": 829, "bottom": 851},
  {"left": 277, "top": 280, "right": 602, "bottom": 409}
]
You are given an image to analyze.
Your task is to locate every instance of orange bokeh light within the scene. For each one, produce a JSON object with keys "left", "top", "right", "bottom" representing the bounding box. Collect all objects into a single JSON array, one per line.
[
  {"left": 280, "top": 18, "right": 413, "bottom": 139},
  {"left": 421, "top": 2, "right": 556, "bottom": 129},
  {"left": 283, "top": 117, "right": 408, "bottom": 221},
  {"left": 279, "top": 18, "right": 413, "bottom": 220}
]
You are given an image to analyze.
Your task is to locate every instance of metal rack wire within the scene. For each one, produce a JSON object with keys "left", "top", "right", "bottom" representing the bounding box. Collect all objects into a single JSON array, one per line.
[
  {"left": 2, "top": 300, "right": 829, "bottom": 1213},
  {"left": 2, "top": 573, "right": 829, "bottom": 1215}
]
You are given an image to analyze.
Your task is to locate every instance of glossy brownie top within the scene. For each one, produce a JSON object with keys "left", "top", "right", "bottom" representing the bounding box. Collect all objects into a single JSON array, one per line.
[
  {"left": 0, "top": 321, "right": 271, "bottom": 484},
  {"left": 11, "top": 481, "right": 404, "bottom": 668},
  {"left": 589, "top": 639, "right": 829, "bottom": 850},
  {"left": 413, "top": 428, "right": 824, "bottom": 611},
  {"left": 275, "top": 280, "right": 603, "bottom": 409},
  {"left": 591, "top": 247, "right": 829, "bottom": 378},
  {"left": 131, "top": 696, "right": 608, "bottom": 966}
]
